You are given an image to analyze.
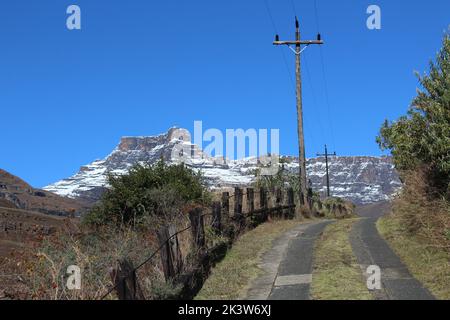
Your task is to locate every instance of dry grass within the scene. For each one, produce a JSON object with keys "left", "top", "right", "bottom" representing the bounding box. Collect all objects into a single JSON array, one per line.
[
  {"left": 393, "top": 170, "right": 450, "bottom": 250},
  {"left": 378, "top": 213, "right": 450, "bottom": 300},
  {"left": 23, "top": 226, "right": 163, "bottom": 300},
  {"left": 318, "top": 198, "right": 356, "bottom": 219},
  {"left": 376, "top": 169, "right": 450, "bottom": 300},
  {"left": 311, "top": 218, "right": 372, "bottom": 300},
  {"left": 195, "top": 218, "right": 307, "bottom": 300},
  {"left": 18, "top": 213, "right": 199, "bottom": 300},
  {"left": 5, "top": 191, "right": 307, "bottom": 300}
]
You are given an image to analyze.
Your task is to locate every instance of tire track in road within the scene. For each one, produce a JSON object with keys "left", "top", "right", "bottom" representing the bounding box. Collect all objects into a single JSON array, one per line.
[
  {"left": 350, "top": 204, "right": 435, "bottom": 300},
  {"left": 246, "top": 220, "right": 334, "bottom": 300}
]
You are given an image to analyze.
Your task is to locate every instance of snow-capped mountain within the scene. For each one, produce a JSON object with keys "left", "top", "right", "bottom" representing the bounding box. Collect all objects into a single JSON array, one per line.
[{"left": 43, "top": 128, "right": 402, "bottom": 205}]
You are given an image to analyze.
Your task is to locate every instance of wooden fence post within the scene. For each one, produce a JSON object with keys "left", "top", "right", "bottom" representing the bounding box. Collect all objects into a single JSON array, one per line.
[
  {"left": 222, "top": 191, "right": 234, "bottom": 239},
  {"left": 259, "top": 187, "right": 268, "bottom": 222},
  {"left": 246, "top": 188, "right": 255, "bottom": 227},
  {"left": 287, "top": 187, "right": 295, "bottom": 218},
  {"left": 110, "top": 258, "right": 144, "bottom": 300},
  {"left": 275, "top": 188, "right": 283, "bottom": 217},
  {"left": 234, "top": 187, "right": 243, "bottom": 216},
  {"left": 211, "top": 201, "right": 222, "bottom": 234},
  {"left": 189, "top": 208, "right": 205, "bottom": 250},
  {"left": 234, "top": 187, "right": 244, "bottom": 230},
  {"left": 222, "top": 192, "right": 230, "bottom": 216},
  {"left": 157, "top": 224, "right": 183, "bottom": 281},
  {"left": 307, "top": 186, "right": 314, "bottom": 211},
  {"left": 267, "top": 188, "right": 276, "bottom": 217},
  {"left": 246, "top": 188, "right": 255, "bottom": 213}
]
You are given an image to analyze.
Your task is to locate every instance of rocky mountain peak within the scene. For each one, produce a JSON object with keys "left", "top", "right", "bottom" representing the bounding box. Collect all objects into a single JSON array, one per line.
[{"left": 43, "top": 127, "right": 402, "bottom": 205}]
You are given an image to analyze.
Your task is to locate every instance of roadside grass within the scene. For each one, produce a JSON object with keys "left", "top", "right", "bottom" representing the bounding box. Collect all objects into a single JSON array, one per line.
[
  {"left": 377, "top": 214, "right": 450, "bottom": 300},
  {"left": 311, "top": 218, "right": 372, "bottom": 300},
  {"left": 195, "top": 218, "right": 308, "bottom": 300}
]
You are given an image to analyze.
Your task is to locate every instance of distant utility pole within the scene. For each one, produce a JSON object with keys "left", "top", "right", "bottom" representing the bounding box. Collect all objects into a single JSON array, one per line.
[
  {"left": 317, "top": 145, "right": 337, "bottom": 197},
  {"left": 273, "top": 17, "right": 323, "bottom": 205}
]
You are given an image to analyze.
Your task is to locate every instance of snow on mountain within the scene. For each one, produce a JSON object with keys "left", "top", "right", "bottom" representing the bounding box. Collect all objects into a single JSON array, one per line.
[{"left": 43, "top": 128, "right": 402, "bottom": 205}]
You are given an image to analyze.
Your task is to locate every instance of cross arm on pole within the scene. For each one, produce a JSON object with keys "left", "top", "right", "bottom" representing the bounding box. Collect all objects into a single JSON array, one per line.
[
  {"left": 273, "top": 40, "right": 324, "bottom": 46},
  {"left": 317, "top": 151, "right": 337, "bottom": 157}
]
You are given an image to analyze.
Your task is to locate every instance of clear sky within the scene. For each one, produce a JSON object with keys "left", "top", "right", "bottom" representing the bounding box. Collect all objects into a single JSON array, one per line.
[{"left": 1, "top": 0, "right": 449, "bottom": 187}]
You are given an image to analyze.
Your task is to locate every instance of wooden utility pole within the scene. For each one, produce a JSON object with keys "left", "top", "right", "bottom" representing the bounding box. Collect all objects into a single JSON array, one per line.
[
  {"left": 317, "top": 145, "right": 336, "bottom": 197},
  {"left": 273, "top": 17, "right": 323, "bottom": 204}
]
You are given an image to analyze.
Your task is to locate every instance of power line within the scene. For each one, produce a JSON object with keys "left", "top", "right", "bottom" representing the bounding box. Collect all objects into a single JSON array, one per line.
[
  {"left": 313, "top": 0, "right": 336, "bottom": 152},
  {"left": 313, "top": 0, "right": 321, "bottom": 31},
  {"left": 280, "top": 45, "right": 297, "bottom": 94},
  {"left": 303, "top": 53, "right": 325, "bottom": 144},
  {"left": 263, "top": 0, "right": 321, "bottom": 157},
  {"left": 318, "top": 48, "right": 336, "bottom": 151},
  {"left": 289, "top": 0, "right": 298, "bottom": 17},
  {"left": 263, "top": 0, "right": 296, "bottom": 94},
  {"left": 263, "top": 0, "right": 278, "bottom": 34}
]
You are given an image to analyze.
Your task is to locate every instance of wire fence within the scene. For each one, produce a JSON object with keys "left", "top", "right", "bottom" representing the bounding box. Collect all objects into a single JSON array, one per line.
[
  {"left": 100, "top": 221, "right": 195, "bottom": 300},
  {"left": 99, "top": 186, "right": 298, "bottom": 300}
]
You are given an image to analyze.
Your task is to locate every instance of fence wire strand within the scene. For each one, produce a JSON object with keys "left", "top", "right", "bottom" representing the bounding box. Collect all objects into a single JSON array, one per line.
[{"left": 100, "top": 187, "right": 295, "bottom": 300}]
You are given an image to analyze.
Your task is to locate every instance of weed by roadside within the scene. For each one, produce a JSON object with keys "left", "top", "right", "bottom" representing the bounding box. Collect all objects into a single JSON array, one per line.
[
  {"left": 378, "top": 213, "right": 450, "bottom": 300},
  {"left": 195, "top": 218, "right": 307, "bottom": 300},
  {"left": 311, "top": 219, "right": 372, "bottom": 300}
]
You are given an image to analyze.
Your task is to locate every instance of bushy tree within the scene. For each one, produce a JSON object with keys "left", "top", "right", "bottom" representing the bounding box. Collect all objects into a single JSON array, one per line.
[
  {"left": 83, "top": 160, "right": 208, "bottom": 227},
  {"left": 377, "top": 32, "right": 450, "bottom": 197},
  {"left": 254, "top": 162, "right": 299, "bottom": 194}
]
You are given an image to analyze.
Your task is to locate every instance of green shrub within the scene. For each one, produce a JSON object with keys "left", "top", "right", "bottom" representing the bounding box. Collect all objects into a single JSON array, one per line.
[
  {"left": 83, "top": 160, "right": 209, "bottom": 227},
  {"left": 377, "top": 32, "right": 450, "bottom": 197},
  {"left": 253, "top": 164, "right": 300, "bottom": 195}
]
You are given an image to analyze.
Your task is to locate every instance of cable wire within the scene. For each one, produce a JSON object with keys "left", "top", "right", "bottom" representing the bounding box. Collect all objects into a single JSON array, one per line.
[
  {"left": 303, "top": 53, "right": 325, "bottom": 144},
  {"left": 263, "top": 0, "right": 296, "bottom": 95},
  {"left": 290, "top": 0, "right": 298, "bottom": 17},
  {"left": 313, "top": 0, "right": 336, "bottom": 151}
]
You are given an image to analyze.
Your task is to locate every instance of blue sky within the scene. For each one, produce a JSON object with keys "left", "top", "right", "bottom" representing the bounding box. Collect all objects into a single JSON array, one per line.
[{"left": 1, "top": 0, "right": 449, "bottom": 187}]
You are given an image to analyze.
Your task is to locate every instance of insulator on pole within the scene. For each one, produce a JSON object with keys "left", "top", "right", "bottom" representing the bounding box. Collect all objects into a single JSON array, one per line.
[
  {"left": 275, "top": 34, "right": 279, "bottom": 42},
  {"left": 317, "top": 33, "right": 321, "bottom": 41}
]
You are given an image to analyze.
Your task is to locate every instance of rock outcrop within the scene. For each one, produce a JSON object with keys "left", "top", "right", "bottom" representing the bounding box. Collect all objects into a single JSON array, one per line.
[{"left": 44, "top": 128, "right": 402, "bottom": 205}]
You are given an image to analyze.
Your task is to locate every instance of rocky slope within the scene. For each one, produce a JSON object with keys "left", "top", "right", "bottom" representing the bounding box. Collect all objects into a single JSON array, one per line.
[
  {"left": 44, "top": 128, "right": 402, "bottom": 205},
  {"left": 0, "top": 169, "right": 90, "bottom": 216}
]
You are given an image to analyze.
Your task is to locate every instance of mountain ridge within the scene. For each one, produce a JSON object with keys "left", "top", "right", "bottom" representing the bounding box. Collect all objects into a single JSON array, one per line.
[
  {"left": 0, "top": 169, "right": 90, "bottom": 216},
  {"left": 43, "top": 128, "right": 402, "bottom": 205}
]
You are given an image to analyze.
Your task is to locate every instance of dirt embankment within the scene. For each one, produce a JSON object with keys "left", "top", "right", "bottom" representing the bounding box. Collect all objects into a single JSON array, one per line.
[
  {"left": 0, "top": 168, "right": 91, "bottom": 217},
  {"left": 0, "top": 207, "right": 79, "bottom": 257},
  {"left": 0, "top": 206, "right": 80, "bottom": 299}
]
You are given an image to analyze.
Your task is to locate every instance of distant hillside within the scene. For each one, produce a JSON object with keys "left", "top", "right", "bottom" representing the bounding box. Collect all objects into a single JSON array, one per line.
[{"left": 0, "top": 169, "right": 90, "bottom": 216}]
